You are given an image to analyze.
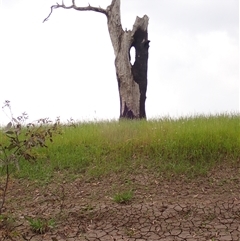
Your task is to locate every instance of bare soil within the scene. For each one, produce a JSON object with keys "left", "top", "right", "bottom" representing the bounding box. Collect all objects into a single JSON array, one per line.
[{"left": 0, "top": 164, "right": 240, "bottom": 241}]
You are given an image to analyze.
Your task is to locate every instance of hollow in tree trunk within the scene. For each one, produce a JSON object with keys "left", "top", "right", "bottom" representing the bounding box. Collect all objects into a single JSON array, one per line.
[{"left": 107, "top": 0, "right": 150, "bottom": 119}]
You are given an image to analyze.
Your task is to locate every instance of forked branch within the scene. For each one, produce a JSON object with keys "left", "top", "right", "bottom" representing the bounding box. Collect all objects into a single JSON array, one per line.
[{"left": 43, "top": 0, "right": 108, "bottom": 23}]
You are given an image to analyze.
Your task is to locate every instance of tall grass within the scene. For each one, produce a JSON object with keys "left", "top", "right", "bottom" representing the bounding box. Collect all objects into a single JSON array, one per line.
[{"left": 1, "top": 114, "right": 239, "bottom": 180}]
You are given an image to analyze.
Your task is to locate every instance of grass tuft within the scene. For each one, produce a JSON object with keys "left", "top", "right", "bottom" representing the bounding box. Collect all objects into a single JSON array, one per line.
[
  {"left": 113, "top": 190, "right": 133, "bottom": 204},
  {"left": 26, "top": 217, "right": 55, "bottom": 234}
]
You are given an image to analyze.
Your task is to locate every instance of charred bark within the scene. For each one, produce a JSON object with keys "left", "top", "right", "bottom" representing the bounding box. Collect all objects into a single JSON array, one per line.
[
  {"left": 43, "top": 0, "right": 150, "bottom": 119},
  {"left": 106, "top": 0, "right": 149, "bottom": 119}
]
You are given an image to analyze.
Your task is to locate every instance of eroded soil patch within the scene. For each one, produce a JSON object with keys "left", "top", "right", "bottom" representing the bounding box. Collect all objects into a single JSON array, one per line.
[{"left": 1, "top": 165, "right": 240, "bottom": 241}]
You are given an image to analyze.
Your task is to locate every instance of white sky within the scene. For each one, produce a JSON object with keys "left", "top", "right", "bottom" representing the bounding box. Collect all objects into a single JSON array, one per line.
[{"left": 0, "top": 0, "right": 239, "bottom": 125}]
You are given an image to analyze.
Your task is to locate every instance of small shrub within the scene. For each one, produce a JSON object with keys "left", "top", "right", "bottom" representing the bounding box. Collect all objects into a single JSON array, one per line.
[{"left": 0, "top": 100, "right": 62, "bottom": 214}]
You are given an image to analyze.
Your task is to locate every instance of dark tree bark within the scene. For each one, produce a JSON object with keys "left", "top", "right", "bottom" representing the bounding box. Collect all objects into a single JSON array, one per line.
[{"left": 44, "top": 0, "right": 150, "bottom": 119}]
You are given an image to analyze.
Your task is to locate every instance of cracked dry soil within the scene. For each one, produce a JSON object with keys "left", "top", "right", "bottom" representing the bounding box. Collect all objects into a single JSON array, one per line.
[{"left": 0, "top": 165, "right": 240, "bottom": 241}]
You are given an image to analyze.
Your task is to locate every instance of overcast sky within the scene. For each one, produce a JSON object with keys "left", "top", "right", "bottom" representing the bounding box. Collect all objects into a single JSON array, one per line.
[{"left": 0, "top": 0, "right": 239, "bottom": 125}]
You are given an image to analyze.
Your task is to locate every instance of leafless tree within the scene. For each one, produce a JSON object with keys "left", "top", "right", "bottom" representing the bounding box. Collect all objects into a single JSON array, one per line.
[{"left": 44, "top": 0, "right": 150, "bottom": 119}]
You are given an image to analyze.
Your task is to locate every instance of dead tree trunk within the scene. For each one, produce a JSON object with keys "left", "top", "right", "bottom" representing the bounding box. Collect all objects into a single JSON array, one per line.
[{"left": 43, "top": 0, "right": 150, "bottom": 119}]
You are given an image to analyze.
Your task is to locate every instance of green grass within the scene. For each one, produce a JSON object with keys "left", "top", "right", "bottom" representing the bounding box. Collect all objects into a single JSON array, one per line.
[
  {"left": 26, "top": 217, "right": 55, "bottom": 234},
  {"left": 1, "top": 113, "right": 239, "bottom": 181},
  {"left": 113, "top": 190, "right": 134, "bottom": 204}
]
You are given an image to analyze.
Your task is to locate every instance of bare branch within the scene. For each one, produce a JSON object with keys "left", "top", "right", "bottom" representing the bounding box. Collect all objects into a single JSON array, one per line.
[
  {"left": 73, "top": 3, "right": 107, "bottom": 15},
  {"left": 43, "top": 0, "right": 108, "bottom": 23},
  {"left": 43, "top": 5, "right": 58, "bottom": 23}
]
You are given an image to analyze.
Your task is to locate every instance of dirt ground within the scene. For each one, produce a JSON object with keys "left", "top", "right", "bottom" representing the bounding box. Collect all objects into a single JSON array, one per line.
[{"left": 0, "top": 164, "right": 240, "bottom": 241}]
